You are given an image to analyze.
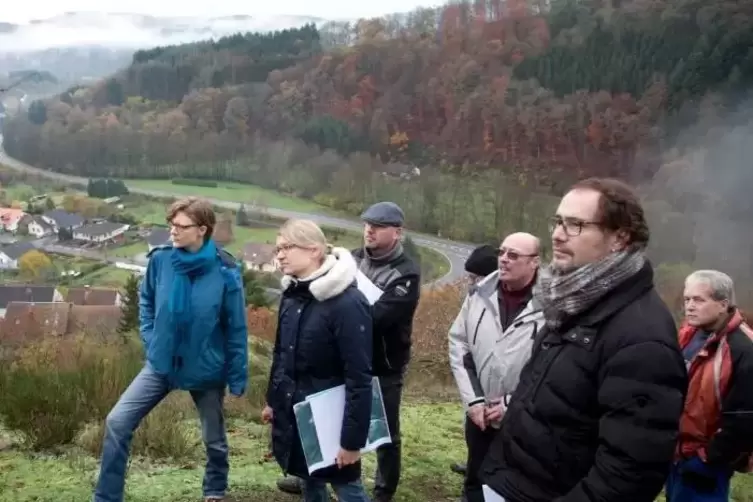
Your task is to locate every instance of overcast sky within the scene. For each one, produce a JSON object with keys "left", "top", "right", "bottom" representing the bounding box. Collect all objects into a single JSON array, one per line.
[{"left": 2, "top": 0, "right": 446, "bottom": 23}]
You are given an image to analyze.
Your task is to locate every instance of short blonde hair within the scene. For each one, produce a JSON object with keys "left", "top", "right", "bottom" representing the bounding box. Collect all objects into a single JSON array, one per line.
[{"left": 278, "top": 219, "right": 332, "bottom": 256}]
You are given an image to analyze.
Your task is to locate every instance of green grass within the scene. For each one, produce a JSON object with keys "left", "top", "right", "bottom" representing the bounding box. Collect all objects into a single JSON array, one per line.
[
  {"left": 0, "top": 402, "right": 466, "bottom": 502},
  {"left": 125, "top": 179, "right": 337, "bottom": 215},
  {"left": 109, "top": 241, "right": 148, "bottom": 258},
  {"left": 69, "top": 267, "right": 134, "bottom": 288},
  {"left": 7, "top": 398, "right": 750, "bottom": 502},
  {"left": 419, "top": 247, "right": 450, "bottom": 281},
  {"left": 122, "top": 198, "right": 171, "bottom": 226}
]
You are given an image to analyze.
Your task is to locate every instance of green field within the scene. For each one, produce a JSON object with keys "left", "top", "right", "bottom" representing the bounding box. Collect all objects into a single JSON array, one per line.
[
  {"left": 0, "top": 401, "right": 467, "bottom": 502},
  {"left": 2, "top": 392, "right": 752, "bottom": 502},
  {"left": 125, "top": 179, "right": 337, "bottom": 215},
  {"left": 69, "top": 267, "right": 135, "bottom": 287}
]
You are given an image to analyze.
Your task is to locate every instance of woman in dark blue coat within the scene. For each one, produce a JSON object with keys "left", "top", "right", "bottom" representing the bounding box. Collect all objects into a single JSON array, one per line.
[{"left": 263, "top": 218, "right": 373, "bottom": 502}]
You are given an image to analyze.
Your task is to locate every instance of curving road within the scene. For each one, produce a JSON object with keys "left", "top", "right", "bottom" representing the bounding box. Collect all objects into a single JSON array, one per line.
[{"left": 0, "top": 136, "right": 477, "bottom": 285}]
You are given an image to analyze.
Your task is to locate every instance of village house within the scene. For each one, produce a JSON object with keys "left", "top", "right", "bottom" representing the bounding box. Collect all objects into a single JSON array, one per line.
[
  {"left": 65, "top": 286, "right": 122, "bottom": 306},
  {"left": 41, "top": 209, "right": 85, "bottom": 233},
  {"left": 242, "top": 242, "right": 277, "bottom": 272},
  {"left": 0, "top": 241, "right": 36, "bottom": 270},
  {"left": 0, "top": 285, "right": 63, "bottom": 317},
  {"left": 146, "top": 227, "right": 171, "bottom": 251},
  {"left": 0, "top": 301, "right": 122, "bottom": 345},
  {"left": 23, "top": 215, "right": 55, "bottom": 238},
  {"left": 0, "top": 208, "right": 28, "bottom": 233},
  {"left": 73, "top": 221, "right": 129, "bottom": 243}
]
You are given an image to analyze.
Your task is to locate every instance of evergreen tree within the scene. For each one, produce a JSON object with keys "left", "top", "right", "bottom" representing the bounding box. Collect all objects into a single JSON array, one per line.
[
  {"left": 242, "top": 266, "right": 271, "bottom": 308},
  {"left": 118, "top": 273, "right": 140, "bottom": 334},
  {"left": 236, "top": 204, "right": 249, "bottom": 226}
]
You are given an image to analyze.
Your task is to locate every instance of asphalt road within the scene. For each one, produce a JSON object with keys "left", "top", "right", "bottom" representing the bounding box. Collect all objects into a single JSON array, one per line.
[{"left": 0, "top": 136, "right": 477, "bottom": 285}]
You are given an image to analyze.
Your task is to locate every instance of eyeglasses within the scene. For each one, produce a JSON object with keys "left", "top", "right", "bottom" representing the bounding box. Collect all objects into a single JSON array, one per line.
[
  {"left": 274, "top": 243, "right": 314, "bottom": 254},
  {"left": 549, "top": 216, "right": 601, "bottom": 237},
  {"left": 169, "top": 222, "right": 198, "bottom": 231},
  {"left": 498, "top": 248, "right": 538, "bottom": 260}
]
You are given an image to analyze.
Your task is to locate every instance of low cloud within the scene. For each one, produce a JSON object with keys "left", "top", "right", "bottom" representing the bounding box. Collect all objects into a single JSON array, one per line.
[{"left": 0, "top": 12, "right": 326, "bottom": 53}]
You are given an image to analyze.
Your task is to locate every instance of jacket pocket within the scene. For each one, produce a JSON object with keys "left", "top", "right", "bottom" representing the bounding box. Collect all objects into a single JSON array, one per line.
[
  {"left": 146, "top": 321, "right": 175, "bottom": 374},
  {"left": 192, "top": 334, "right": 226, "bottom": 384}
]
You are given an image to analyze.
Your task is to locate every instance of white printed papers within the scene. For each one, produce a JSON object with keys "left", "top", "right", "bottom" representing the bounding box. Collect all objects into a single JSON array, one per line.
[
  {"left": 482, "top": 485, "right": 506, "bottom": 502},
  {"left": 355, "top": 270, "right": 384, "bottom": 305},
  {"left": 293, "top": 377, "right": 392, "bottom": 474}
]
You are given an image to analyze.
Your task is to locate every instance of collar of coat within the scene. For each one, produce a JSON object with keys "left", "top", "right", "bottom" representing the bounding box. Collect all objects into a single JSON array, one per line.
[{"left": 280, "top": 247, "right": 357, "bottom": 301}]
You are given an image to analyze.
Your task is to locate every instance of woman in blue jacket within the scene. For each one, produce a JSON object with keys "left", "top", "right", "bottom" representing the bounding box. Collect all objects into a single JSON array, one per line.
[
  {"left": 94, "top": 197, "right": 249, "bottom": 502},
  {"left": 262, "top": 218, "right": 373, "bottom": 502}
]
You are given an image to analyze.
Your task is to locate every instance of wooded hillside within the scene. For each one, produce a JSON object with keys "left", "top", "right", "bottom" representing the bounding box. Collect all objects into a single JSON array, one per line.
[{"left": 3, "top": 0, "right": 753, "bottom": 240}]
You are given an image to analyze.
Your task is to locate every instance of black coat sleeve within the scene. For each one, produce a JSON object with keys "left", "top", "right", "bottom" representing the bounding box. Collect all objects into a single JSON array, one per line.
[
  {"left": 265, "top": 303, "right": 283, "bottom": 406},
  {"left": 371, "top": 271, "right": 420, "bottom": 338},
  {"left": 555, "top": 341, "right": 688, "bottom": 502},
  {"left": 707, "top": 332, "right": 753, "bottom": 467},
  {"left": 333, "top": 292, "right": 374, "bottom": 452}
]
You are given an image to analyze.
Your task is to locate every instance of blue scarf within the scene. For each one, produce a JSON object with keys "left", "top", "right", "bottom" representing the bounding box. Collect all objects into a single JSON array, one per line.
[{"left": 169, "top": 239, "right": 217, "bottom": 328}]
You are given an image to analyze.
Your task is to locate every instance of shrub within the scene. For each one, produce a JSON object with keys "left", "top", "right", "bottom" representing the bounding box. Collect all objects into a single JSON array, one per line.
[
  {"left": 246, "top": 307, "right": 277, "bottom": 343},
  {"left": 78, "top": 394, "right": 199, "bottom": 461},
  {"left": 225, "top": 336, "right": 274, "bottom": 422},
  {"left": 171, "top": 178, "right": 218, "bottom": 188},
  {"left": 0, "top": 334, "right": 143, "bottom": 450}
]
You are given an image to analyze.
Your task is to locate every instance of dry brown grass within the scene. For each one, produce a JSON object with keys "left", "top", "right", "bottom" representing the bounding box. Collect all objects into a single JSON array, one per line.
[
  {"left": 406, "top": 283, "right": 466, "bottom": 398},
  {"left": 246, "top": 307, "right": 277, "bottom": 343}
]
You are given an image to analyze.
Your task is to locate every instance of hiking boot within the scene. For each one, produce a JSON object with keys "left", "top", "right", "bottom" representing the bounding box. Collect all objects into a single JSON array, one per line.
[
  {"left": 450, "top": 462, "right": 467, "bottom": 475},
  {"left": 276, "top": 475, "right": 304, "bottom": 494}
]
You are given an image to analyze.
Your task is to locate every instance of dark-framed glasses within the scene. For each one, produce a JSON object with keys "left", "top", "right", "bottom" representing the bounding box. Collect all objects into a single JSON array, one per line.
[{"left": 548, "top": 216, "right": 600, "bottom": 237}]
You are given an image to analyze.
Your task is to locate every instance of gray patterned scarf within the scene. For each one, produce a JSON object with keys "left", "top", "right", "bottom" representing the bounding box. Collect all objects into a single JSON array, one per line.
[{"left": 534, "top": 250, "right": 646, "bottom": 330}]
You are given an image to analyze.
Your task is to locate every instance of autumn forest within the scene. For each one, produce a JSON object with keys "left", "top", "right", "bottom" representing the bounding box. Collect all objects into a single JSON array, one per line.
[{"left": 3, "top": 0, "right": 753, "bottom": 253}]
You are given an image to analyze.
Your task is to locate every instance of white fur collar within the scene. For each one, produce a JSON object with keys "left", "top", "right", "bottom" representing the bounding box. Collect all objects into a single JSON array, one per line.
[{"left": 280, "top": 247, "right": 357, "bottom": 301}]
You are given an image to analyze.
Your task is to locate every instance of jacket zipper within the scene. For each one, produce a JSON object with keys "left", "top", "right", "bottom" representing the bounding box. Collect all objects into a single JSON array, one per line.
[
  {"left": 472, "top": 309, "right": 487, "bottom": 345},
  {"left": 526, "top": 334, "right": 562, "bottom": 403}
]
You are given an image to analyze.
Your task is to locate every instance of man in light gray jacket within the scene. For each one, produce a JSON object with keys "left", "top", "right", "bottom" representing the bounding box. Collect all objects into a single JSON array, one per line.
[{"left": 448, "top": 232, "right": 544, "bottom": 502}]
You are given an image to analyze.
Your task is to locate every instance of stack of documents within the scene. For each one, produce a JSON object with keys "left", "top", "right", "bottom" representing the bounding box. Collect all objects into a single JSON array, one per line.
[{"left": 293, "top": 377, "right": 392, "bottom": 474}]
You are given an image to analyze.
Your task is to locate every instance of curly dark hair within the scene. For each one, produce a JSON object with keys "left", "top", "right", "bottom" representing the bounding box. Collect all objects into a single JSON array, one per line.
[{"left": 569, "top": 177, "right": 650, "bottom": 250}]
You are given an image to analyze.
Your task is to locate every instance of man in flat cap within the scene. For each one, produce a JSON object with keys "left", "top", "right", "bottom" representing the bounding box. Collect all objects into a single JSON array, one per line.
[
  {"left": 354, "top": 201, "right": 421, "bottom": 502},
  {"left": 275, "top": 201, "right": 421, "bottom": 501}
]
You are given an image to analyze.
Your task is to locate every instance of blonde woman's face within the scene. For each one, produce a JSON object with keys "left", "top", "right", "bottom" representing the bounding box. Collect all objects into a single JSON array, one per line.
[{"left": 275, "top": 236, "right": 318, "bottom": 277}]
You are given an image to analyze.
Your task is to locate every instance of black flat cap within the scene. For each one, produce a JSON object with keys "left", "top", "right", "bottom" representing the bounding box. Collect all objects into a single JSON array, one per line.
[
  {"left": 361, "top": 201, "right": 405, "bottom": 227},
  {"left": 465, "top": 244, "right": 498, "bottom": 277}
]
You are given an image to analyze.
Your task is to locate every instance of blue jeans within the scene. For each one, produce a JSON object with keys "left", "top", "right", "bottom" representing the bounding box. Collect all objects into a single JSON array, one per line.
[
  {"left": 665, "top": 456, "right": 732, "bottom": 502},
  {"left": 303, "top": 478, "right": 371, "bottom": 502},
  {"left": 93, "top": 364, "right": 229, "bottom": 502}
]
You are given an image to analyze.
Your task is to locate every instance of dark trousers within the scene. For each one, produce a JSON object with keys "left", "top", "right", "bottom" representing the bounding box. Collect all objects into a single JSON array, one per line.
[
  {"left": 373, "top": 372, "right": 404, "bottom": 499},
  {"left": 463, "top": 416, "right": 497, "bottom": 502}
]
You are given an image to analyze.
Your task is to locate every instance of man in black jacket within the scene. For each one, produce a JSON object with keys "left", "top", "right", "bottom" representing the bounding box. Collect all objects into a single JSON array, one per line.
[
  {"left": 352, "top": 201, "right": 421, "bottom": 502},
  {"left": 481, "top": 177, "right": 688, "bottom": 502},
  {"left": 275, "top": 201, "right": 420, "bottom": 501}
]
